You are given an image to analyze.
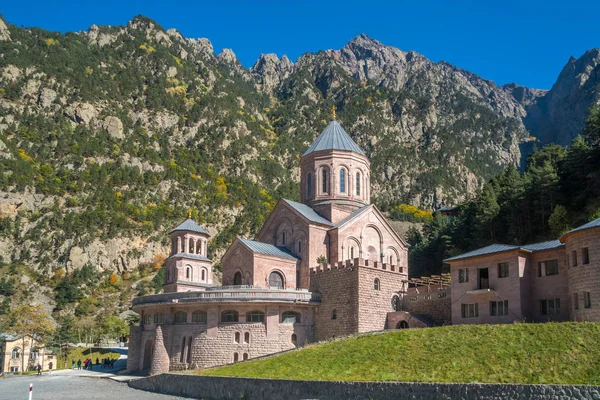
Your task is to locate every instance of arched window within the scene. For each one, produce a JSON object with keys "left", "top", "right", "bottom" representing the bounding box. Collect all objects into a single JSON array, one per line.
[
  {"left": 392, "top": 295, "right": 399, "bottom": 312},
  {"left": 282, "top": 311, "right": 301, "bottom": 323},
  {"left": 244, "top": 332, "right": 250, "bottom": 344},
  {"left": 332, "top": 309, "right": 337, "bottom": 320},
  {"left": 297, "top": 240, "right": 302, "bottom": 254},
  {"left": 322, "top": 168, "right": 328, "bottom": 194},
  {"left": 291, "top": 334, "right": 297, "bottom": 346},
  {"left": 153, "top": 313, "right": 164, "bottom": 324},
  {"left": 233, "top": 353, "right": 239, "bottom": 363},
  {"left": 282, "top": 231, "right": 286, "bottom": 244},
  {"left": 389, "top": 255, "right": 393, "bottom": 264},
  {"left": 221, "top": 310, "right": 239, "bottom": 323},
  {"left": 247, "top": 311, "right": 265, "bottom": 323},
  {"left": 11, "top": 347, "right": 21, "bottom": 359},
  {"left": 374, "top": 278, "right": 380, "bottom": 291},
  {"left": 234, "top": 332, "right": 240, "bottom": 343},
  {"left": 307, "top": 173, "right": 312, "bottom": 197},
  {"left": 143, "top": 313, "right": 152, "bottom": 325},
  {"left": 201, "top": 268, "right": 206, "bottom": 281},
  {"left": 340, "top": 169, "right": 346, "bottom": 193},
  {"left": 269, "top": 271, "right": 284, "bottom": 288},
  {"left": 233, "top": 271, "right": 242, "bottom": 286},
  {"left": 192, "top": 310, "right": 207, "bottom": 323},
  {"left": 175, "top": 311, "right": 187, "bottom": 323},
  {"left": 356, "top": 172, "right": 361, "bottom": 196},
  {"left": 186, "top": 266, "right": 191, "bottom": 279},
  {"left": 350, "top": 246, "right": 354, "bottom": 260}
]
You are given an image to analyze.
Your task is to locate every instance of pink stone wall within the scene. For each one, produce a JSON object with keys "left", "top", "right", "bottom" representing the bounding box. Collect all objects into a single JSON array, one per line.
[
  {"left": 565, "top": 229, "right": 600, "bottom": 321},
  {"left": 357, "top": 266, "right": 406, "bottom": 333},
  {"left": 528, "top": 248, "right": 569, "bottom": 322},
  {"left": 402, "top": 286, "right": 451, "bottom": 325}
]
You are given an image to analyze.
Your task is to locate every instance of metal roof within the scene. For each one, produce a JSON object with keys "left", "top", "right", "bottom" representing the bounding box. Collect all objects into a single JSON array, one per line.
[
  {"left": 169, "top": 219, "right": 209, "bottom": 235},
  {"left": 167, "top": 253, "right": 211, "bottom": 261},
  {"left": 331, "top": 205, "right": 371, "bottom": 229},
  {"left": 444, "top": 239, "right": 566, "bottom": 263},
  {"left": 561, "top": 218, "right": 600, "bottom": 240},
  {"left": 521, "top": 240, "right": 565, "bottom": 252},
  {"left": 444, "top": 244, "right": 520, "bottom": 262},
  {"left": 282, "top": 199, "right": 332, "bottom": 226},
  {"left": 302, "top": 120, "right": 365, "bottom": 157},
  {"left": 239, "top": 238, "right": 299, "bottom": 260}
]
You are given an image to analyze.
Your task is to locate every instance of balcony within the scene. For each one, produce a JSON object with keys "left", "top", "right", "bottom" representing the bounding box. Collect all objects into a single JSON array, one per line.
[{"left": 132, "top": 286, "right": 320, "bottom": 307}]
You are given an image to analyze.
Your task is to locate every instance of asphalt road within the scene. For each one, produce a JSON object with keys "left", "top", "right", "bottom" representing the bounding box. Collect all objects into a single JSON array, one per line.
[{"left": 0, "top": 374, "right": 191, "bottom": 400}]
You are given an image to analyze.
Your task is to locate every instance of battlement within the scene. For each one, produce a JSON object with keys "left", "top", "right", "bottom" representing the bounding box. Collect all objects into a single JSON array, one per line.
[{"left": 309, "top": 258, "right": 405, "bottom": 275}]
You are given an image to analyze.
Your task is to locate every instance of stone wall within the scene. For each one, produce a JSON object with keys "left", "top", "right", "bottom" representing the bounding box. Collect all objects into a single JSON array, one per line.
[
  {"left": 402, "top": 286, "right": 451, "bottom": 325},
  {"left": 129, "top": 374, "right": 600, "bottom": 400},
  {"left": 566, "top": 228, "right": 600, "bottom": 321}
]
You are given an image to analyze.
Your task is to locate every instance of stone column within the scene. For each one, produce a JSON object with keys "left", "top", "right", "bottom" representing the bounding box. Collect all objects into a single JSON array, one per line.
[
  {"left": 177, "top": 237, "right": 182, "bottom": 254},
  {"left": 150, "top": 325, "right": 170, "bottom": 375}
]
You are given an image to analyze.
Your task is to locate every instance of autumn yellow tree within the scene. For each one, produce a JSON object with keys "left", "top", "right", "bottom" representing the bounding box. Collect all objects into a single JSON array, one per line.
[{"left": 9, "top": 304, "right": 55, "bottom": 374}]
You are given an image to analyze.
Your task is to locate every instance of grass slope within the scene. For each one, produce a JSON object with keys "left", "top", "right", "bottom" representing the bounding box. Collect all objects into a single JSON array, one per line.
[
  {"left": 199, "top": 323, "right": 600, "bottom": 384},
  {"left": 56, "top": 347, "right": 120, "bottom": 370}
]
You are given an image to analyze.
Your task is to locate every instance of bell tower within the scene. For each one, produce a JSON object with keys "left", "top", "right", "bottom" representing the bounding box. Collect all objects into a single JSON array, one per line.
[
  {"left": 300, "top": 113, "right": 370, "bottom": 224},
  {"left": 163, "top": 215, "right": 214, "bottom": 293}
]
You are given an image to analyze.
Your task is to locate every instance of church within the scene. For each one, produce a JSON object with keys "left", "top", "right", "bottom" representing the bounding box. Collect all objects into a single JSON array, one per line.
[{"left": 126, "top": 118, "right": 409, "bottom": 374}]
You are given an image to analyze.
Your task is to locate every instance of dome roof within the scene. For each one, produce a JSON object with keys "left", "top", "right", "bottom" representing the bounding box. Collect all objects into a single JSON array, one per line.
[
  {"left": 302, "top": 120, "right": 365, "bottom": 157},
  {"left": 169, "top": 219, "right": 209, "bottom": 235}
]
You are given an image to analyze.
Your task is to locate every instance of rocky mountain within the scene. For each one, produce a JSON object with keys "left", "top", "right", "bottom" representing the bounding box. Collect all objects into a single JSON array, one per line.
[
  {"left": 0, "top": 15, "right": 598, "bottom": 277},
  {"left": 524, "top": 48, "right": 600, "bottom": 146}
]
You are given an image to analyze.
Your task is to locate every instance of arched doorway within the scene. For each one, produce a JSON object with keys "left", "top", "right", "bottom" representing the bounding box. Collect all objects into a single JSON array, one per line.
[
  {"left": 233, "top": 271, "right": 242, "bottom": 285},
  {"left": 396, "top": 321, "right": 409, "bottom": 329},
  {"left": 269, "top": 271, "right": 284, "bottom": 288},
  {"left": 143, "top": 339, "right": 154, "bottom": 370}
]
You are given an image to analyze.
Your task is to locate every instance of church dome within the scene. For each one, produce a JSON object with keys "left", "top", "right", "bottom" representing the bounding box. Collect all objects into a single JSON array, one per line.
[{"left": 302, "top": 120, "right": 365, "bottom": 157}]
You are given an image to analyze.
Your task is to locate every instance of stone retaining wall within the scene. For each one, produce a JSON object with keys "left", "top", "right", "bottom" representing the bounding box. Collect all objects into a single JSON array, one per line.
[{"left": 128, "top": 373, "right": 600, "bottom": 400}]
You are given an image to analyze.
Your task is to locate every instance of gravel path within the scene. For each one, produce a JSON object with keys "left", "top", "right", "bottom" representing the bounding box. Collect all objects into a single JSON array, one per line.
[{"left": 0, "top": 374, "right": 191, "bottom": 399}]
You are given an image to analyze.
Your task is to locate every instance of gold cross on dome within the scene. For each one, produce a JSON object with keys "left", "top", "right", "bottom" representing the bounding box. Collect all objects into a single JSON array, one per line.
[
  {"left": 188, "top": 209, "right": 192, "bottom": 219},
  {"left": 331, "top": 105, "right": 336, "bottom": 120}
]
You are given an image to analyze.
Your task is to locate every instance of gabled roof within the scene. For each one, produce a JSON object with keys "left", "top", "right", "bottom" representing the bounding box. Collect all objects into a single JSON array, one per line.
[
  {"left": 444, "top": 244, "right": 520, "bottom": 262},
  {"left": 444, "top": 240, "right": 566, "bottom": 263},
  {"left": 561, "top": 218, "right": 600, "bottom": 241},
  {"left": 331, "top": 205, "right": 372, "bottom": 229},
  {"left": 282, "top": 199, "right": 332, "bottom": 226},
  {"left": 238, "top": 238, "right": 299, "bottom": 261},
  {"left": 302, "top": 120, "right": 365, "bottom": 157},
  {"left": 521, "top": 240, "right": 565, "bottom": 252},
  {"left": 169, "top": 219, "right": 209, "bottom": 235}
]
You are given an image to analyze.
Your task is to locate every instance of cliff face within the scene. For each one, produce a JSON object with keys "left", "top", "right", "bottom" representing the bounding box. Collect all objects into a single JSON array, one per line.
[
  {"left": 0, "top": 15, "right": 596, "bottom": 275},
  {"left": 523, "top": 49, "right": 600, "bottom": 145}
]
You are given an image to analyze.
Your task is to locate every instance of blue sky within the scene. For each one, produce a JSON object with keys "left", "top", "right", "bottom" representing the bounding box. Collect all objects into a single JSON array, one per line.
[{"left": 2, "top": 0, "right": 599, "bottom": 90}]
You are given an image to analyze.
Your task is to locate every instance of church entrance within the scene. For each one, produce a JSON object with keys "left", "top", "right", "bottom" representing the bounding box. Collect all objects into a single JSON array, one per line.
[
  {"left": 396, "top": 321, "right": 409, "bottom": 329},
  {"left": 142, "top": 339, "right": 154, "bottom": 370}
]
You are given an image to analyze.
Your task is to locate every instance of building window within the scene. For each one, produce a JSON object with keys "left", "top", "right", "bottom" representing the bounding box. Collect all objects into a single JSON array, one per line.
[
  {"left": 243, "top": 353, "right": 248, "bottom": 361},
  {"left": 143, "top": 313, "right": 152, "bottom": 325},
  {"left": 282, "top": 311, "right": 301, "bottom": 323},
  {"left": 282, "top": 232, "right": 286, "bottom": 245},
  {"left": 350, "top": 246, "right": 354, "bottom": 259},
  {"left": 307, "top": 173, "right": 312, "bottom": 197},
  {"left": 574, "top": 293, "right": 579, "bottom": 310},
  {"left": 490, "top": 300, "right": 509, "bottom": 316},
  {"left": 340, "top": 169, "right": 346, "bottom": 193},
  {"left": 186, "top": 267, "right": 191, "bottom": 279},
  {"left": 540, "top": 299, "right": 561, "bottom": 315},
  {"left": 11, "top": 348, "right": 21, "bottom": 359},
  {"left": 234, "top": 332, "right": 240, "bottom": 344},
  {"left": 355, "top": 172, "right": 361, "bottom": 196},
  {"left": 458, "top": 268, "right": 469, "bottom": 283},
  {"left": 233, "top": 271, "right": 242, "bottom": 286},
  {"left": 583, "top": 247, "right": 590, "bottom": 265},
  {"left": 201, "top": 269, "right": 206, "bottom": 281},
  {"left": 498, "top": 263, "right": 509, "bottom": 278},
  {"left": 584, "top": 292, "right": 592, "bottom": 308},
  {"left": 572, "top": 250, "right": 578, "bottom": 267},
  {"left": 153, "top": 313, "right": 164, "bottom": 324},
  {"left": 332, "top": 309, "right": 337, "bottom": 320},
  {"left": 246, "top": 311, "right": 265, "bottom": 323},
  {"left": 374, "top": 278, "right": 380, "bottom": 290},
  {"left": 538, "top": 259, "right": 559, "bottom": 277},
  {"left": 269, "top": 271, "right": 284, "bottom": 288},
  {"left": 291, "top": 334, "right": 297, "bottom": 346},
  {"left": 221, "top": 310, "right": 239, "bottom": 323},
  {"left": 192, "top": 310, "right": 207, "bottom": 323},
  {"left": 244, "top": 332, "right": 250, "bottom": 344},
  {"left": 175, "top": 311, "right": 188, "bottom": 323},
  {"left": 460, "top": 303, "right": 478, "bottom": 318},
  {"left": 233, "top": 353, "right": 239, "bottom": 363},
  {"left": 391, "top": 295, "right": 399, "bottom": 311},
  {"left": 297, "top": 240, "right": 302, "bottom": 254},
  {"left": 322, "top": 168, "right": 328, "bottom": 194}
]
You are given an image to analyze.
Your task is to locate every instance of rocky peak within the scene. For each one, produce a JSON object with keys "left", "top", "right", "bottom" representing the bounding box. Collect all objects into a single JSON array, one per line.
[
  {"left": 187, "top": 38, "right": 214, "bottom": 58},
  {"left": 218, "top": 48, "right": 240, "bottom": 65},
  {"left": 502, "top": 83, "right": 546, "bottom": 107},
  {"left": 0, "top": 15, "right": 10, "bottom": 41},
  {"left": 251, "top": 53, "right": 295, "bottom": 92}
]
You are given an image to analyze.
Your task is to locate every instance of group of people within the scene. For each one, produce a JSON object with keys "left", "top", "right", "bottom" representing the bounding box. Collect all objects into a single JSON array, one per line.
[
  {"left": 71, "top": 357, "right": 115, "bottom": 370},
  {"left": 35, "top": 361, "right": 52, "bottom": 375}
]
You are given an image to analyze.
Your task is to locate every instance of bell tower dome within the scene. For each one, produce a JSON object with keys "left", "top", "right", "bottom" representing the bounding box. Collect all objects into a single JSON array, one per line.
[{"left": 300, "top": 118, "right": 370, "bottom": 224}]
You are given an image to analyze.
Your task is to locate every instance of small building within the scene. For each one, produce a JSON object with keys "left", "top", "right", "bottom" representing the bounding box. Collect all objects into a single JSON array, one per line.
[
  {"left": 0, "top": 334, "right": 56, "bottom": 373},
  {"left": 444, "top": 218, "right": 600, "bottom": 325}
]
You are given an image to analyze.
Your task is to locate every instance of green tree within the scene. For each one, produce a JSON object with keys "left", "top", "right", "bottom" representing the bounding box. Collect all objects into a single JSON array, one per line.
[
  {"left": 475, "top": 184, "right": 500, "bottom": 241},
  {"left": 8, "top": 304, "right": 55, "bottom": 374},
  {"left": 548, "top": 205, "right": 571, "bottom": 237}
]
